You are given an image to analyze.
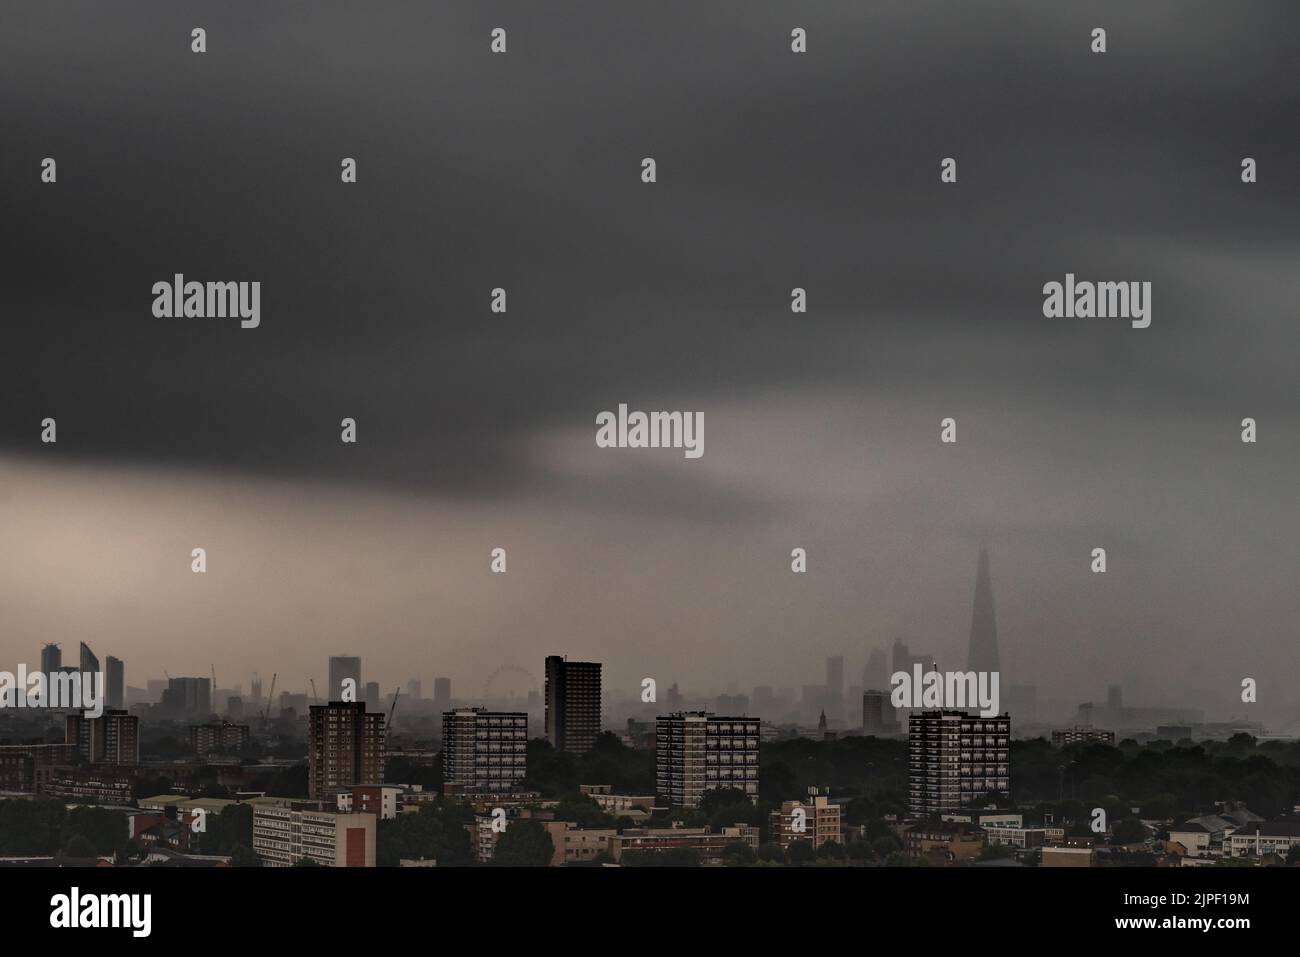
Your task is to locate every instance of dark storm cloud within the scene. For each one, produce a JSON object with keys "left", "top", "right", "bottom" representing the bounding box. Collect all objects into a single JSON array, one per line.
[{"left": 3, "top": 0, "right": 1297, "bottom": 499}]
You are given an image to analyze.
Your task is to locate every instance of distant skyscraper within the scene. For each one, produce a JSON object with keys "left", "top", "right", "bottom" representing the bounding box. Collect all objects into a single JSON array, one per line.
[
  {"left": 545, "top": 656, "right": 602, "bottom": 754},
  {"left": 79, "top": 642, "right": 99, "bottom": 675},
  {"left": 407, "top": 679, "right": 422, "bottom": 700},
  {"left": 308, "top": 701, "right": 385, "bottom": 800},
  {"left": 162, "top": 677, "right": 211, "bottom": 717},
  {"left": 826, "top": 656, "right": 844, "bottom": 707},
  {"left": 1107, "top": 684, "right": 1123, "bottom": 712},
  {"left": 328, "top": 656, "right": 361, "bottom": 701},
  {"left": 966, "top": 548, "right": 1000, "bottom": 673},
  {"left": 433, "top": 677, "right": 452, "bottom": 709},
  {"left": 892, "top": 639, "right": 931, "bottom": 677},
  {"left": 863, "top": 690, "right": 897, "bottom": 734},
  {"left": 863, "top": 648, "right": 889, "bottom": 691},
  {"left": 364, "top": 681, "right": 380, "bottom": 712},
  {"left": 666, "top": 683, "right": 683, "bottom": 710},
  {"left": 105, "top": 656, "right": 124, "bottom": 710},
  {"left": 147, "top": 679, "right": 167, "bottom": 704},
  {"left": 40, "top": 643, "right": 61, "bottom": 675}
]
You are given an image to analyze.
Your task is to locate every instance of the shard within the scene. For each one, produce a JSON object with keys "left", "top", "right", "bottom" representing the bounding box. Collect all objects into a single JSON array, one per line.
[{"left": 967, "top": 548, "right": 1000, "bottom": 673}]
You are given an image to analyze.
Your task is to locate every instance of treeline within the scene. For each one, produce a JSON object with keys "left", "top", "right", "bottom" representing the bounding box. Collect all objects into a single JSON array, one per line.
[
  {"left": 0, "top": 799, "right": 129, "bottom": 858},
  {"left": 1012, "top": 734, "right": 1300, "bottom": 820}
]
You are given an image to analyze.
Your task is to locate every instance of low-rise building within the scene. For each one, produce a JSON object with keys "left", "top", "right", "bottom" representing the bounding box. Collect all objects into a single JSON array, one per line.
[
  {"left": 252, "top": 803, "right": 376, "bottom": 867},
  {"left": 1226, "top": 822, "right": 1300, "bottom": 859},
  {"left": 578, "top": 784, "right": 654, "bottom": 816},
  {"left": 1041, "top": 846, "right": 1094, "bottom": 867},
  {"left": 983, "top": 825, "right": 1050, "bottom": 849},
  {"left": 611, "top": 824, "right": 759, "bottom": 865},
  {"left": 542, "top": 822, "right": 618, "bottom": 866},
  {"left": 903, "top": 824, "right": 984, "bottom": 864},
  {"left": 770, "top": 793, "right": 842, "bottom": 850}
]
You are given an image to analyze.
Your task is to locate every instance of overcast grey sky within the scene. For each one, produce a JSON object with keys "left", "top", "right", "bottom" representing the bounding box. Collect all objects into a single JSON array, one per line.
[{"left": 1, "top": 2, "right": 1296, "bottom": 725}]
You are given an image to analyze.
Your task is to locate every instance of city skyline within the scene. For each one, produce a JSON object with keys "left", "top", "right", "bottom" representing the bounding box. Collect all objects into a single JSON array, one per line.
[{"left": 10, "top": 546, "right": 1284, "bottom": 733}]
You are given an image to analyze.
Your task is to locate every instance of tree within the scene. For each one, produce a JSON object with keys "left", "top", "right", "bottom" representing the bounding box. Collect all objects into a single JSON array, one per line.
[
  {"left": 229, "top": 844, "right": 261, "bottom": 867},
  {"left": 979, "top": 842, "right": 1013, "bottom": 861},
  {"left": 1112, "top": 818, "right": 1147, "bottom": 845},
  {"left": 722, "top": 841, "right": 756, "bottom": 866},
  {"left": 659, "top": 847, "right": 702, "bottom": 867},
  {"left": 63, "top": 805, "right": 129, "bottom": 856},
  {"left": 699, "top": 787, "right": 750, "bottom": 817},
  {"left": 61, "top": 834, "right": 97, "bottom": 859},
  {"left": 816, "top": 840, "right": 848, "bottom": 862},
  {"left": 884, "top": 851, "right": 919, "bottom": 867},
  {"left": 554, "top": 793, "right": 615, "bottom": 829},
  {"left": 492, "top": 820, "right": 554, "bottom": 867},
  {"left": 198, "top": 804, "right": 252, "bottom": 855},
  {"left": 845, "top": 840, "right": 874, "bottom": 861},
  {"left": 377, "top": 800, "right": 474, "bottom": 867},
  {"left": 786, "top": 840, "right": 816, "bottom": 866}
]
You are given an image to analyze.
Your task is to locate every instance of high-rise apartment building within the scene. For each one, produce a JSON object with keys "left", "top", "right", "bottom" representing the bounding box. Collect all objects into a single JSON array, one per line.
[
  {"left": 105, "top": 656, "right": 125, "bottom": 711},
  {"left": 1051, "top": 727, "right": 1115, "bottom": 747},
  {"left": 328, "top": 656, "right": 361, "bottom": 701},
  {"left": 307, "top": 702, "right": 385, "bottom": 800},
  {"left": 908, "top": 710, "right": 1010, "bottom": 815},
  {"left": 40, "top": 643, "right": 61, "bottom": 676},
  {"left": 545, "top": 656, "right": 602, "bottom": 754},
  {"left": 190, "top": 720, "right": 252, "bottom": 755},
  {"left": 433, "top": 677, "right": 452, "bottom": 710},
  {"left": 162, "top": 677, "right": 212, "bottom": 718},
  {"left": 655, "top": 711, "right": 759, "bottom": 808},
  {"left": 441, "top": 708, "right": 528, "bottom": 791},
  {"left": 65, "top": 709, "right": 139, "bottom": 766},
  {"left": 79, "top": 642, "right": 99, "bottom": 676}
]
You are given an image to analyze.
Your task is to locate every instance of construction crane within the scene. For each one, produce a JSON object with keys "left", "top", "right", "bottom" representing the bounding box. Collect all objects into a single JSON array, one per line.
[
  {"left": 388, "top": 687, "right": 401, "bottom": 728},
  {"left": 310, "top": 679, "right": 318, "bottom": 705},
  {"left": 260, "top": 673, "right": 277, "bottom": 727}
]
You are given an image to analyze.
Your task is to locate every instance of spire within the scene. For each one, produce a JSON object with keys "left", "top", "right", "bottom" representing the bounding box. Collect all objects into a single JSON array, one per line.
[{"left": 967, "top": 547, "right": 1000, "bottom": 673}]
